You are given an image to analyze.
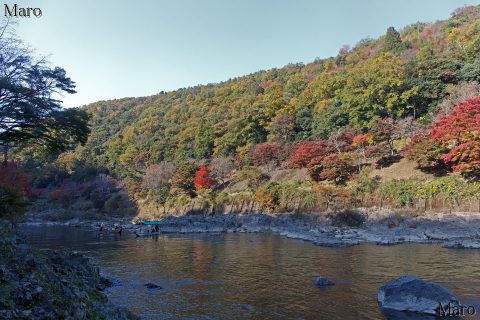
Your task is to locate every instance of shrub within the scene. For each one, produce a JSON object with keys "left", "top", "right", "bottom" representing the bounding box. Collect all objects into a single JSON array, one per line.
[
  {"left": 0, "top": 185, "right": 28, "bottom": 221},
  {"left": 103, "top": 193, "right": 136, "bottom": 215},
  {"left": 70, "top": 200, "right": 94, "bottom": 211},
  {"left": 49, "top": 188, "right": 70, "bottom": 205},
  {"left": 313, "top": 183, "right": 353, "bottom": 210},
  {"left": 256, "top": 182, "right": 282, "bottom": 212},
  {"left": 351, "top": 167, "right": 380, "bottom": 200},
  {"left": 234, "top": 166, "right": 269, "bottom": 189},
  {"left": 378, "top": 179, "right": 421, "bottom": 207},
  {"left": 319, "top": 152, "right": 357, "bottom": 183},
  {"left": 104, "top": 194, "right": 123, "bottom": 212},
  {"left": 425, "top": 176, "right": 467, "bottom": 207}
]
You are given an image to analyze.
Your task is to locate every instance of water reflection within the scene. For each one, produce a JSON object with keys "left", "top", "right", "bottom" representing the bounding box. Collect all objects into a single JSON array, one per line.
[{"left": 21, "top": 226, "right": 480, "bottom": 320}]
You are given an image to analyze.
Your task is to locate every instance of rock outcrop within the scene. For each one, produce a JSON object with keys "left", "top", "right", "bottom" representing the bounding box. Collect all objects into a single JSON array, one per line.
[{"left": 0, "top": 223, "right": 138, "bottom": 320}]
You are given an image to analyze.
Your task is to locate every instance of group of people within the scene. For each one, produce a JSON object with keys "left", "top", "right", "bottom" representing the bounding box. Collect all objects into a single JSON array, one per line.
[
  {"left": 149, "top": 225, "right": 160, "bottom": 233},
  {"left": 97, "top": 222, "right": 161, "bottom": 236},
  {"left": 98, "top": 223, "right": 123, "bottom": 235}
]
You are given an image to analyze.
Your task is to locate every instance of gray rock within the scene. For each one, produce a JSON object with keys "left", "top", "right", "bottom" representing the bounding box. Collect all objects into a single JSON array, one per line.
[
  {"left": 314, "top": 276, "right": 335, "bottom": 287},
  {"left": 442, "top": 240, "right": 480, "bottom": 249},
  {"left": 0, "top": 310, "right": 13, "bottom": 319},
  {"left": 22, "top": 310, "right": 32, "bottom": 317},
  {"left": 378, "top": 276, "right": 459, "bottom": 315}
]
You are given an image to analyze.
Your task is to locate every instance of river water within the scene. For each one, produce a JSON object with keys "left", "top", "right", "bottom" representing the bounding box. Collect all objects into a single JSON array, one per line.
[{"left": 21, "top": 225, "right": 480, "bottom": 320}]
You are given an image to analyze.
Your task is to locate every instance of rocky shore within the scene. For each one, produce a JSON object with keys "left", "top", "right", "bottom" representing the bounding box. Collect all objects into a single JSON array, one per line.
[
  {"left": 0, "top": 223, "right": 139, "bottom": 320},
  {"left": 25, "top": 209, "right": 480, "bottom": 249}
]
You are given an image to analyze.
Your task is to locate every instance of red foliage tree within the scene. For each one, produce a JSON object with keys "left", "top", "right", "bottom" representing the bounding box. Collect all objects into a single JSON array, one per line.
[
  {"left": 402, "top": 131, "right": 448, "bottom": 172},
  {"left": 252, "top": 143, "right": 281, "bottom": 165},
  {"left": 306, "top": 155, "right": 326, "bottom": 181},
  {"left": 286, "top": 140, "right": 331, "bottom": 168},
  {"left": 0, "top": 162, "right": 32, "bottom": 197},
  {"left": 194, "top": 166, "right": 215, "bottom": 190},
  {"left": 328, "top": 130, "right": 356, "bottom": 153},
  {"left": 431, "top": 97, "right": 480, "bottom": 175}
]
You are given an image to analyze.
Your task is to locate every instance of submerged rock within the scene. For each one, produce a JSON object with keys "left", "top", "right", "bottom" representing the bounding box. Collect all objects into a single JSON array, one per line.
[
  {"left": 144, "top": 282, "right": 163, "bottom": 289},
  {"left": 313, "top": 239, "right": 359, "bottom": 247},
  {"left": 314, "top": 276, "right": 335, "bottom": 287},
  {"left": 378, "top": 276, "right": 459, "bottom": 315}
]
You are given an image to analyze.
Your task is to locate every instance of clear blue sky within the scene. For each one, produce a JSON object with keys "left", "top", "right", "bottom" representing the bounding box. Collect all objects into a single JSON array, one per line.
[{"left": 12, "top": 0, "right": 480, "bottom": 107}]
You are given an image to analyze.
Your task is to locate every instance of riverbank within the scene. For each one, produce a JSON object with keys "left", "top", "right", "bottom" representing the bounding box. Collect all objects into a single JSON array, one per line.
[
  {"left": 24, "top": 209, "right": 480, "bottom": 249},
  {"left": 0, "top": 223, "right": 139, "bottom": 319}
]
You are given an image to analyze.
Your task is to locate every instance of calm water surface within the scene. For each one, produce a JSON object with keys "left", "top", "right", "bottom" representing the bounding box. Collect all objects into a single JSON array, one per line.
[{"left": 21, "top": 226, "right": 480, "bottom": 320}]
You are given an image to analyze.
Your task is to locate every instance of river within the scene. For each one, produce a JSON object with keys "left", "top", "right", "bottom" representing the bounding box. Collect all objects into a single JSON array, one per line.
[{"left": 20, "top": 225, "right": 480, "bottom": 319}]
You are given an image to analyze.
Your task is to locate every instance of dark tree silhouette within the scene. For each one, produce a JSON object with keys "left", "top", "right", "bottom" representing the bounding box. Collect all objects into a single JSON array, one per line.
[{"left": 0, "top": 18, "right": 89, "bottom": 161}]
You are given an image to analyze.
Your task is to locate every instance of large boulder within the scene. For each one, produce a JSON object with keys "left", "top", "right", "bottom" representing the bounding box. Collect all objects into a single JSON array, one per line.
[{"left": 378, "top": 276, "right": 459, "bottom": 315}]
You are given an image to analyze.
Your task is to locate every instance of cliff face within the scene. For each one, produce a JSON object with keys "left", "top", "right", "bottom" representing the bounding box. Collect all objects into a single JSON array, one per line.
[{"left": 0, "top": 223, "right": 139, "bottom": 320}]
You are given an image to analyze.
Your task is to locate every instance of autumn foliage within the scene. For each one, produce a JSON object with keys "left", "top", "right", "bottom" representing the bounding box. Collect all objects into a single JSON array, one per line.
[
  {"left": 255, "top": 182, "right": 282, "bottom": 212},
  {"left": 431, "top": 97, "right": 480, "bottom": 176},
  {"left": 286, "top": 141, "right": 329, "bottom": 168},
  {"left": 402, "top": 131, "right": 448, "bottom": 172},
  {"left": 0, "top": 162, "right": 32, "bottom": 197},
  {"left": 352, "top": 134, "right": 374, "bottom": 162},
  {"left": 319, "top": 152, "right": 357, "bottom": 183},
  {"left": 252, "top": 143, "right": 281, "bottom": 165},
  {"left": 194, "top": 166, "right": 215, "bottom": 190},
  {"left": 49, "top": 188, "right": 69, "bottom": 204}
]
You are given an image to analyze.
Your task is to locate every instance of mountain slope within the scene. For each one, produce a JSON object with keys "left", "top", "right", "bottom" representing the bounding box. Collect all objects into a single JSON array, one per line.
[{"left": 77, "top": 5, "right": 480, "bottom": 178}]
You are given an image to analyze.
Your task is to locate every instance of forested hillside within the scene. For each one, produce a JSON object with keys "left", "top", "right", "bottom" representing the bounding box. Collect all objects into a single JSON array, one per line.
[
  {"left": 6, "top": 6, "right": 480, "bottom": 221},
  {"left": 77, "top": 6, "right": 479, "bottom": 175}
]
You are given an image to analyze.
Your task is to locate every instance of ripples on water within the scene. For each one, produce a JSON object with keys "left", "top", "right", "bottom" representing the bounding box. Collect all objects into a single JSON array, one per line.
[{"left": 21, "top": 226, "right": 480, "bottom": 320}]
